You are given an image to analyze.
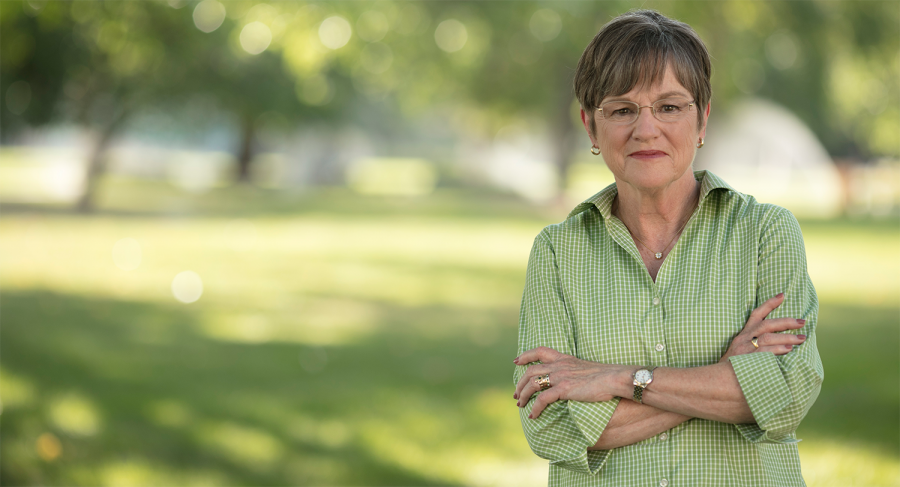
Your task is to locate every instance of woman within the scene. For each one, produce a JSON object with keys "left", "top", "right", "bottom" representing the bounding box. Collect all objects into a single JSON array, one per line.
[{"left": 513, "top": 10, "right": 823, "bottom": 486}]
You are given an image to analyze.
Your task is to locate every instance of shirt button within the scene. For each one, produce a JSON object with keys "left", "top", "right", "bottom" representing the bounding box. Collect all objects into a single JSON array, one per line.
[
  {"left": 655, "top": 343, "right": 665, "bottom": 352},
  {"left": 660, "top": 479, "right": 669, "bottom": 487},
  {"left": 659, "top": 432, "right": 668, "bottom": 441},
  {"left": 652, "top": 297, "right": 661, "bottom": 306}
]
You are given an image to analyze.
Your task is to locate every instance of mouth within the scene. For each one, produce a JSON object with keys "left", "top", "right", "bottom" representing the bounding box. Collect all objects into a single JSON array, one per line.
[{"left": 628, "top": 150, "right": 668, "bottom": 159}]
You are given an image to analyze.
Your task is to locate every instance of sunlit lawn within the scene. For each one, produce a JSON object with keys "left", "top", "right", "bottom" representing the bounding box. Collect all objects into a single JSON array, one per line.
[{"left": 1, "top": 176, "right": 898, "bottom": 486}]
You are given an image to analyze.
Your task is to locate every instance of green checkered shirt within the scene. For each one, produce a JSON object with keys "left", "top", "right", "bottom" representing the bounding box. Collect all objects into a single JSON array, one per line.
[{"left": 514, "top": 170, "right": 824, "bottom": 486}]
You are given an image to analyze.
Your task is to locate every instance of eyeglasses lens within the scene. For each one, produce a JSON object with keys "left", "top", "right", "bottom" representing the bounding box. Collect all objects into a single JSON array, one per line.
[{"left": 599, "top": 98, "right": 693, "bottom": 124}]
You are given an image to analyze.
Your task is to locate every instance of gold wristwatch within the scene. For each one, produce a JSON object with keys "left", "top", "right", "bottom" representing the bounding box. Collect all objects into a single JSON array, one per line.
[{"left": 632, "top": 366, "right": 658, "bottom": 404}]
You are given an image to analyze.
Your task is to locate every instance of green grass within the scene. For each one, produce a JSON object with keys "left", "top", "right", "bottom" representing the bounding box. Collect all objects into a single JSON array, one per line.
[{"left": 1, "top": 177, "right": 898, "bottom": 486}]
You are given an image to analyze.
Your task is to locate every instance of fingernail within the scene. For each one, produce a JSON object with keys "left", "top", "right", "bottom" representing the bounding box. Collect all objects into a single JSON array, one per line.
[
  {"left": 776, "top": 292, "right": 784, "bottom": 298},
  {"left": 797, "top": 319, "right": 806, "bottom": 325},
  {"left": 517, "top": 401, "right": 521, "bottom": 407},
  {"left": 513, "top": 357, "right": 519, "bottom": 364},
  {"left": 528, "top": 414, "right": 534, "bottom": 419},
  {"left": 785, "top": 345, "right": 793, "bottom": 350},
  {"left": 798, "top": 334, "right": 806, "bottom": 340},
  {"left": 513, "top": 393, "right": 518, "bottom": 400}
]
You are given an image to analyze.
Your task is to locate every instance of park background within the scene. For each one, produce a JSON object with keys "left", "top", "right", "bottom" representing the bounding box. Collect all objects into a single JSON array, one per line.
[{"left": 1, "top": 0, "right": 898, "bottom": 485}]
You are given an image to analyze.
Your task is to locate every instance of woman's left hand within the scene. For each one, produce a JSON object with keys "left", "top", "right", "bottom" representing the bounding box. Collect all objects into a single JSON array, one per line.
[{"left": 514, "top": 347, "right": 629, "bottom": 419}]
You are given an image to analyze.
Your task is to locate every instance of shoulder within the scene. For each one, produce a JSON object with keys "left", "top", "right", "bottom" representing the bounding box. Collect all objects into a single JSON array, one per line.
[
  {"left": 533, "top": 206, "right": 603, "bottom": 251},
  {"left": 701, "top": 175, "right": 799, "bottom": 236}
]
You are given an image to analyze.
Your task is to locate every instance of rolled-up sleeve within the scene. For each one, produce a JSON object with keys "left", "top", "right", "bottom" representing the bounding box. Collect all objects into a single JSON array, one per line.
[
  {"left": 514, "top": 230, "right": 620, "bottom": 475},
  {"left": 729, "top": 207, "right": 824, "bottom": 444}
]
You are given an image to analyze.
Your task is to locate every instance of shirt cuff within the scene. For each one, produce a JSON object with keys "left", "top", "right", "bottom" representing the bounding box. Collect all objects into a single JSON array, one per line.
[
  {"left": 551, "top": 398, "right": 620, "bottom": 474},
  {"left": 729, "top": 352, "right": 794, "bottom": 443}
]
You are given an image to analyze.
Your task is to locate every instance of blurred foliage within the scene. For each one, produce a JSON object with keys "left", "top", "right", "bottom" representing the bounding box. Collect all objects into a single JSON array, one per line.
[
  {"left": 1, "top": 0, "right": 897, "bottom": 161},
  {"left": 0, "top": 177, "right": 898, "bottom": 486}
]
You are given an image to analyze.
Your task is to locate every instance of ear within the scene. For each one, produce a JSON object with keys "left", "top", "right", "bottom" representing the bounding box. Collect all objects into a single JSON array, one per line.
[
  {"left": 580, "top": 108, "right": 598, "bottom": 146},
  {"left": 699, "top": 102, "right": 711, "bottom": 140}
]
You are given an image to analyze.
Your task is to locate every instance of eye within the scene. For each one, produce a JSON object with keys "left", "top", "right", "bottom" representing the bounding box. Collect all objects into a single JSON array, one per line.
[{"left": 660, "top": 104, "right": 680, "bottom": 113}]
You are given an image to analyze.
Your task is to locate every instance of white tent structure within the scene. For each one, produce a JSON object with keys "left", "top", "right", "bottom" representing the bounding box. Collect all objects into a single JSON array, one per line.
[{"left": 694, "top": 98, "right": 844, "bottom": 218}]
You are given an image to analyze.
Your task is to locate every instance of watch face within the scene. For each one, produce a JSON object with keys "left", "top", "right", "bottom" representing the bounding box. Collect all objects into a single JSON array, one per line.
[{"left": 634, "top": 369, "right": 652, "bottom": 384}]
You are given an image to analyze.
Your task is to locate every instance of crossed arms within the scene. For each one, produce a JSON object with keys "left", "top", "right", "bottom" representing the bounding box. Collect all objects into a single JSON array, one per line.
[{"left": 513, "top": 212, "right": 824, "bottom": 473}]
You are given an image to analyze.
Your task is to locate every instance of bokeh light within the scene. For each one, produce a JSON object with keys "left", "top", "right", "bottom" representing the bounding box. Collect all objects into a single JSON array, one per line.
[
  {"left": 395, "top": 4, "right": 428, "bottom": 36},
  {"left": 172, "top": 271, "right": 203, "bottom": 304},
  {"left": 192, "top": 0, "right": 226, "bottom": 34},
  {"left": 765, "top": 30, "right": 799, "bottom": 70},
  {"left": 529, "top": 9, "right": 562, "bottom": 42},
  {"left": 357, "top": 11, "right": 390, "bottom": 42},
  {"left": 111, "top": 237, "right": 141, "bottom": 271},
  {"left": 318, "top": 16, "right": 352, "bottom": 50},
  {"left": 296, "top": 75, "right": 333, "bottom": 106},
  {"left": 240, "top": 21, "right": 272, "bottom": 55},
  {"left": 36, "top": 433, "right": 62, "bottom": 461},
  {"left": 434, "top": 19, "right": 467, "bottom": 53}
]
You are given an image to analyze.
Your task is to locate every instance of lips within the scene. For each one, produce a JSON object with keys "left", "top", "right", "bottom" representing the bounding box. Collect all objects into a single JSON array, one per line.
[{"left": 628, "top": 150, "right": 666, "bottom": 159}]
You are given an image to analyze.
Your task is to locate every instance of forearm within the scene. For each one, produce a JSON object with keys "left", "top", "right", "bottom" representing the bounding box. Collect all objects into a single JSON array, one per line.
[
  {"left": 635, "top": 362, "right": 755, "bottom": 424},
  {"left": 588, "top": 399, "right": 690, "bottom": 450}
]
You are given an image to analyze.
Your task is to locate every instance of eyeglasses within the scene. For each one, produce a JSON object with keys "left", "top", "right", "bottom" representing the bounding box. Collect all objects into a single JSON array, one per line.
[{"left": 596, "top": 98, "right": 696, "bottom": 124}]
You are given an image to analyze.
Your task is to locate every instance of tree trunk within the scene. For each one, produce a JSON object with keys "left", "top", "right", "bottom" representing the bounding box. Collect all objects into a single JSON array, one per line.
[
  {"left": 76, "top": 109, "right": 129, "bottom": 213},
  {"left": 236, "top": 114, "right": 255, "bottom": 183},
  {"left": 550, "top": 70, "right": 581, "bottom": 200}
]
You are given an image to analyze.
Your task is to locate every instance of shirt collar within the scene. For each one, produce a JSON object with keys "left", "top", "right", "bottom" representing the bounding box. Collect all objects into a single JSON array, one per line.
[{"left": 567, "top": 170, "right": 737, "bottom": 219}]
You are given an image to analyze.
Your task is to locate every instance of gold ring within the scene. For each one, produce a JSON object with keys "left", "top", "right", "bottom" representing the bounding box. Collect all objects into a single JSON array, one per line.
[
  {"left": 751, "top": 337, "right": 759, "bottom": 349},
  {"left": 534, "top": 374, "right": 551, "bottom": 391}
]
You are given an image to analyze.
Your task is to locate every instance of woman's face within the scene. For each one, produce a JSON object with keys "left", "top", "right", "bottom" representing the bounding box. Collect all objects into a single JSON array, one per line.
[{"left": 580, "top": 65, "right": 709, "bottom": 194}]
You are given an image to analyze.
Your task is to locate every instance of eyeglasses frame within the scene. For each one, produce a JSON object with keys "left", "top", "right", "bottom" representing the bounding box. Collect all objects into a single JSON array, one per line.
[{"left": 596, "top": 98, "right": 696, "bottom": 125}]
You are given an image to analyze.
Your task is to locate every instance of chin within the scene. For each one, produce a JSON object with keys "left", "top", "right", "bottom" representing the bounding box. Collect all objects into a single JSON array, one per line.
[{"left": 622, "top": 171, "right": 678, "bottom": 190}]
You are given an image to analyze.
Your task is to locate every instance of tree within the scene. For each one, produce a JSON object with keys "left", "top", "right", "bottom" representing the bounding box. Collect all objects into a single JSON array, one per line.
[{"left": 0, "top": 0, "right": 346, "bottom": 211}]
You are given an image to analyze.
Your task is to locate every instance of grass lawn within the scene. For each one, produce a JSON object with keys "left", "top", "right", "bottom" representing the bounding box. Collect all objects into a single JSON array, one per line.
[{"left": 1, "top": 177, "right": 897, "bottom": 486}]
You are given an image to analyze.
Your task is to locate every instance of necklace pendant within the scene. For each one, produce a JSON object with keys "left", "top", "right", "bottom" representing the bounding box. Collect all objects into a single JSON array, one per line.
[{"left": 654, "top": 252, "right": 663, "bottom": 259}]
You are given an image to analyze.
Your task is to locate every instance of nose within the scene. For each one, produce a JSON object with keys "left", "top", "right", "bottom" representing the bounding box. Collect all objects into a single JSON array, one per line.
[{"left": 632, "top": 106, "right": 661, "bottom": 141}]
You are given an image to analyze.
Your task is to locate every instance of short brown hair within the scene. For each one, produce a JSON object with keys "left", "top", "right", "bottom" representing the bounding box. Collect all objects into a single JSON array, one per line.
[{"left": 574, "top": 10, "right": 711, "bottom": 134}]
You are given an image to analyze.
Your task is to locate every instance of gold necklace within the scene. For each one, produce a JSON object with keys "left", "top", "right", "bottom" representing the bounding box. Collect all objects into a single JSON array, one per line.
[{"left": 615, "top": 198, "right": 698, "bottom": 260}]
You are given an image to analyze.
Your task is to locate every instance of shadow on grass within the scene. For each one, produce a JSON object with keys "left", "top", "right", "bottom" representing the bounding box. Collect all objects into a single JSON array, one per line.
[
  {"left": 2, "top": 289, "right": 512, "bottom": 486},
  {"left": 796, "top": 303, "right": 900, "bottom": 456}
]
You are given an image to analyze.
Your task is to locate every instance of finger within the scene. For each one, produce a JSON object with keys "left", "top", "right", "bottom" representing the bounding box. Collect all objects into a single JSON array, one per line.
[
  {"left": 529, "top": 388, "right": 562, "bottom": 419},
  {"left": 517, "top": 370, "right": 550, "bottom": 406},
  {"left": 757, "top": 332, "right": 807, "bottom": 348},
  {"left": 757, "top": 317, "right": 806, "bottom": 335},
  {"left": 515, "top": 346, "right": 562, "bottom": 366},
  {"left": 515, "top": 364, "right": 549, "bottom": 399},
  {"left": 517, "top": 379, "right": 541, "bottom": 407},
  {"left": 748, "top": 293, "right": 785, "bottom": 323},
  {"left": 759, "top": 343, "right": 799, "bottom": 355}
]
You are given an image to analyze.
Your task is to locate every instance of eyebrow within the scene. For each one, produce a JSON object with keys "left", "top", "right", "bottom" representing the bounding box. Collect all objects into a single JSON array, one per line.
[{"left": 601, "top": 91, "right": 691, "bottom": 103}]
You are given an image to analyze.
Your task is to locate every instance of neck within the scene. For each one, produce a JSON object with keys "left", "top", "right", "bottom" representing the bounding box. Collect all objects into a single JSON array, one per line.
[{"left": 612, "top": 172, "right": 701, "bottom": 248}]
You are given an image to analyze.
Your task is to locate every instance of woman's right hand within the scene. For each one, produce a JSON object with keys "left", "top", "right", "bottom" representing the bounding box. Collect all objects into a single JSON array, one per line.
[{"left": 719, "top": 292, "right": 807, "bottom": 363}]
